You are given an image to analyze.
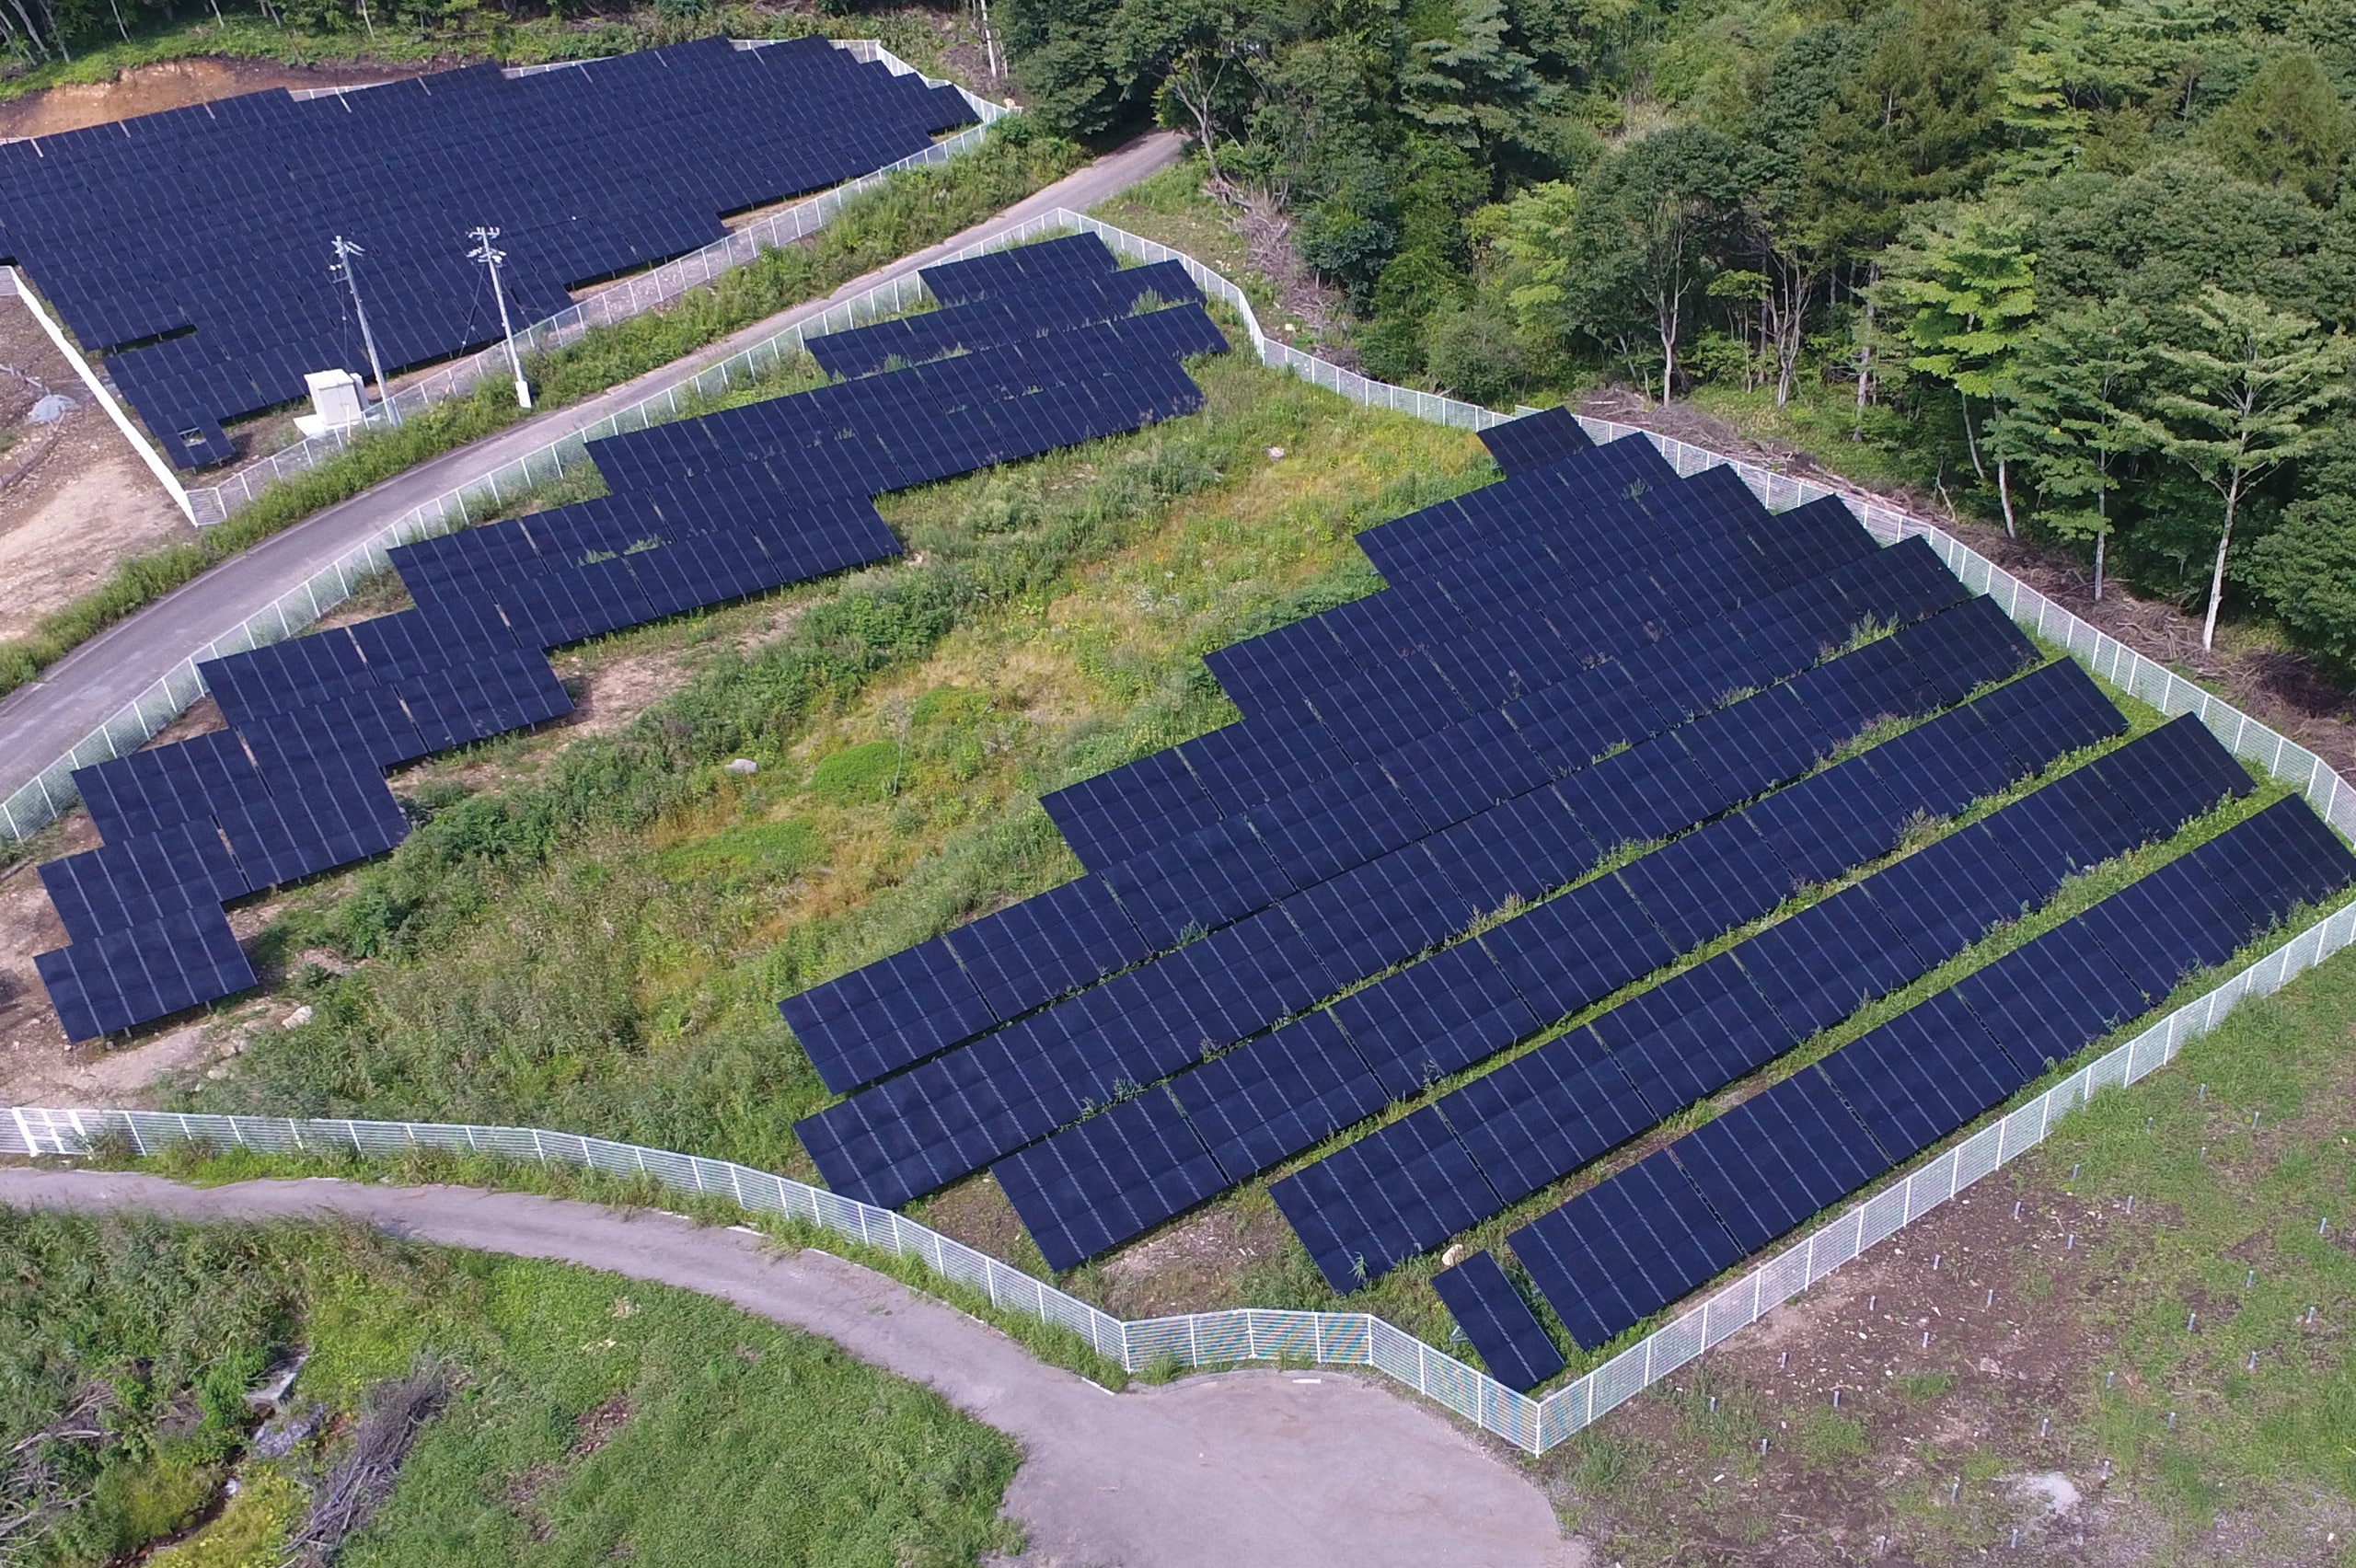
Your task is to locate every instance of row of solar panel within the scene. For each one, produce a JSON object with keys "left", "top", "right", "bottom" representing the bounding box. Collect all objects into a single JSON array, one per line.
[
  {"left": 781, "top": 525, "right": 1967, "bottom": 1099},
  {"left": 1268, "top": 709, "right": 2246, "bottom": 1303},
  {"left": 990, "top": 654, "right": 2141, "bottom": 1275},
  {"left": 794, "top": 586, "right": 2047, "bottom": 1215},
  {"left": 1044, "top": 439, "right": 1879, "bottom": 870},
  {"left": 1479, "top": 792, "right": 2356, "bottom": 1370},
  {"left": 809, "top": 261, "right": 1205, "bottom": 380},
  {"left": 0, "top": 38, "right": 975, "bottom": 465},
  {"left": 30, "top": 288, "right": 1230, "bottom": 1041}
]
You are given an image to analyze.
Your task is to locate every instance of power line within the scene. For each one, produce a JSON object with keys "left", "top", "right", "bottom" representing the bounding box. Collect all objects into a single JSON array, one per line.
[
  {"left": 328, "top": 235, "right": 399, "bottom": 428},
  {"left": 467, "top": 225, "right": 533, "bottom": 411}
]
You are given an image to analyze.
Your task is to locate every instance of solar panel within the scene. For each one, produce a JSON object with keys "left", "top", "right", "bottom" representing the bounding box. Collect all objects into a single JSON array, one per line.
[
  {"left": 1171, "top": 1011, "right": 1391, "bottom": 1180},
  {"left": 14, "top": 40, "right": 978, "bottom": 466},
  {"left": 1671, "top": 1069, "right": 1884, "bottom": 1251},
  {"left": 780, "top": 938, "right": 997, "bottom": 1098},
  {"left": 993, "top": 1087, "right": 1224, "bottom": 1272},
  {"left": 35, "top": 292, "right": 1230, "bottom": 1043},
  {"left": 1475, "top": 407, "right": 1592, "bottom": 475},
  {"left": 1509, "top": 1152, "right": 1744, "bottom": 1349},
  {"left": 1431, "top": 1251, "right": 1567, "bottom": 1389},
  {"left": 1330, "top": 940, "right": 1537, "bottom": 1097},
  {"left": 1270, "top": 1104, "right": 1505, "bottom": 1291}
]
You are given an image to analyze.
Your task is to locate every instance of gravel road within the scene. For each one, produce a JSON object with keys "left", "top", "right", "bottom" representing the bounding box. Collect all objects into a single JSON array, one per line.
[{"left": 0, "top": 1168, "right": 1581, "bottom": 1568}]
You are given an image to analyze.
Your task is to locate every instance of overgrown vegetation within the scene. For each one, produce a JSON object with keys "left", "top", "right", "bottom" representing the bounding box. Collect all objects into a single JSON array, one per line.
[
  {"left": 1010, "top": 0, "right": 2356, "bottom": 665},
  {"left": 0, "top": 119, "right": 1082, "bottom": 705},
  {"left": 0, "top": 1207, "right": 1020, "bottom": 1566},
  {"left": 192, "top": 350, "right": 1496, "bottom": 1177}
]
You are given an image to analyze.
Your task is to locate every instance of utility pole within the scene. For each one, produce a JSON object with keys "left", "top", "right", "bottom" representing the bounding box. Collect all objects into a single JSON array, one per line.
[
  {"left": 467, "top": 225, "right": 532, "bottom": 410},
  {"left": 329, "top": 235, "right": 399, "bottom": 426}
]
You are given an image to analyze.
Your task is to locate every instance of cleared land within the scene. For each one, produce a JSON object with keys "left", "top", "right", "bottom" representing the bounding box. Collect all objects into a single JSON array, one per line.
[{"left": 0, "top": 294, "right": 194, "bottom": 644}]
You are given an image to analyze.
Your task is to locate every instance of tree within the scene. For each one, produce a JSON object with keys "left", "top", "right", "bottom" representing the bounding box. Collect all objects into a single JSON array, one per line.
[
  {"left": 1423, "top": 299, "right": 1529, "bottom": 404},
  {"left": 1992, "top": 300, "right": 2151, "bottom": 599},
  {"left": 2248, "top": 494, "right": 2356, "bottom": 670},
  {"left": 1562, "top": 125, "right": 1744, "bottom": 402},
  {"left": 2201, "top": 52, "right": 2355, "bottom": 207},
  {"left": 1884, "top": 206, "right": 2038, "bottom": 527},
  {"left": 2131, "top": 286, "right": 2352, "bottom": 649}
]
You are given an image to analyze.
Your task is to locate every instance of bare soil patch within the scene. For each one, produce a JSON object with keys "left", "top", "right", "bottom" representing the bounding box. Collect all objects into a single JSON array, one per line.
[
  {"left": 1546, "top": 1168, "right": 2349, "bottom": 1566},
  {"left": 0, "top": 297, "right": 193, "bottom": 642},
  {"left": 0, "top": 56, "right": 433, "bottom": 141}
]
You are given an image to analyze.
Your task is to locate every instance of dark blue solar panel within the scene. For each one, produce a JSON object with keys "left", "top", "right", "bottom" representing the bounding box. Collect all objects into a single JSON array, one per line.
[
  {"left": 1614, "top": 814, "right": 1795, "bottom": 951},
  {"left": 1673, "top": 1069, "right": 1885, "bottom": 1252},
  {"left": 1100, "top": 813, "right": 1295, "bottom": 949},
  {"left": 1445, "top": 1037, "right": 1653, "bottom": 1207},
  {"left": 1510, "top": 1152, "right": 1745, "bottom": 1349},
  {"left": 1330, "top": 940, "right": 1537, "bottom": 1097},
  {"left": 1737, "top": 885, "right": 1924, "bottom": 1038},
  {"left": 995, "top": 1087, "right": 1226, "bottom": 1271},
  {"left": 1482, "top": 875, "right": 1679, "bottom": 1024},
  {"left": 40, "top": 299, "right": 1228, "bottom": 1043},
  {"left": 1476, "top": 407, "right": 1592, "bottom": 475},
  {"left": 27, "top": 39, "right": 976, "bottom": 467},
  {"left": 1432, "top": 1251, "right": 1567, "bottom": 1389},
  {"left": 941, "top": 876, "right": 1149, "bottom": 1022},
  {"left": 780, "top": 938, "right": 997, "bottom": 1097},
  {"left": 1172, "top": 1011, "right": 1391, "bottom": 1180},
  {"left": 1270, "top": 1104, "right": 1504, "bottom": 1292}
]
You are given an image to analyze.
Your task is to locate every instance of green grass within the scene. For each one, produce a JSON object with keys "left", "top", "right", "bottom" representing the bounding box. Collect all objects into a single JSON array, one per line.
[
  {"left": 105, "top": 1136, "right": 1134, "bottom": 1391},
  {"left": 191, "top": 351, "right": 1495, "bottom": 1181},
  {"left": 0, "top": 1205, "right": 1021, "bottom": 1568},
  {"left": 2038, "top": 940, "right": 2356, "bottom": 1528},
  {"left": 0, "top": 121, "right": 1084, "bottom": 709}
]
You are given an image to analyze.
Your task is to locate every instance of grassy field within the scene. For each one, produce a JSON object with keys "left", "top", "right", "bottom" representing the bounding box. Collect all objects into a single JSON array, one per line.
[
  {"left": 0, "top": 1206, "right": 1019, "bottom": 1567},
  {"left": 192, "top": 349, "right": 1496, "bottom": 1176}
]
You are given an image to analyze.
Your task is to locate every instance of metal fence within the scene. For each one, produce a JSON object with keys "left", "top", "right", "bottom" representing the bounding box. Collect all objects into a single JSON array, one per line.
[
  {"left": 6, "top": 893, "right": 2352, "bottom": 1455},
  {"left": 8, "top": 202, "right": 2356, "bottom": 1456},
  {"left": 184, "top": 40, "right": 1008, "bottom": 527}
]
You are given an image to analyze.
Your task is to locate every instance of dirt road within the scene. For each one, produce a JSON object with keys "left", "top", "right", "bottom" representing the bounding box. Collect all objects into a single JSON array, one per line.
[
  {"left": 0, "top": 131, "right": 1187, "bottom": 813},
  {"left": 0, "top": 1167, "right": 1578, "bottom": 1568}
]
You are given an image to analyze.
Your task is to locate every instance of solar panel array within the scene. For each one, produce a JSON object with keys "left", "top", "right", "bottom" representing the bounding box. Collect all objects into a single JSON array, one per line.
[
  {"left": 786, "top": 438, "right": 2074, "bottom": 1228},
  {"left": 770, "top": 409, "right": 2355, "bottom": 1368},
  {"left": 1492, "top": 792, "right": 2355, "bottom": 1352},
  {"left": 0, "top": 38, "right": 976, "bottom": 467},
  {"left": 1273, "top": 709, "right": 2244, "bottom": 1302},
  {"left": 32, "top": 267, "right": 1227, "bottom": 1040}
]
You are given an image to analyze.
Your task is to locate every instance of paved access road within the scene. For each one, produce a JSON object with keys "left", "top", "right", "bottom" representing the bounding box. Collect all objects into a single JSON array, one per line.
[
  {"left": 0, "top": 132, "right": 1186, "bottom": 811},
  {"left": 0, "top": 1169, "right": 1580, "bottom": 1568}
]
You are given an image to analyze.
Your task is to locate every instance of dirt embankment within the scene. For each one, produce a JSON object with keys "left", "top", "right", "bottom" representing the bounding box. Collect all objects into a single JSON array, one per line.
[{"left": 0, "top": 56, "right": 433, "bottom": 141}]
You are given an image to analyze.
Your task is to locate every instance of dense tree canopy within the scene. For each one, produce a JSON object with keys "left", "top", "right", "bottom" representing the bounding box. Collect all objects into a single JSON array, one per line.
[{"left": 1000, "top": 0, "right": 2356, "bottom": 668}]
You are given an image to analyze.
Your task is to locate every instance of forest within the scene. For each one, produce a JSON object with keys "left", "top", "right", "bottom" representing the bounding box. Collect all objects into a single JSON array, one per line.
[{"left": 999, "top": 0, "right": 2356, "bottom": 663}]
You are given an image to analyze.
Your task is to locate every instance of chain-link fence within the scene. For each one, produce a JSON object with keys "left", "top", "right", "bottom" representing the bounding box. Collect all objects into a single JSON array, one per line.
[
  {"left": 185, "top": 40, "right": 1008, "bottom": 527},
  {"left": 8, "top": 213, "right": 2356, "bottom": 1458},
  {"left": 6, "top": 891, "right": 2352, "bottom": 1456}
]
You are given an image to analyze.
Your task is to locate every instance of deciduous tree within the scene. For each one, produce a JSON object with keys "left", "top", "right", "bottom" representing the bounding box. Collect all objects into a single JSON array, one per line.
[{"left": 2131, "top": 285, "right": 2352, "bottom": 649}]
